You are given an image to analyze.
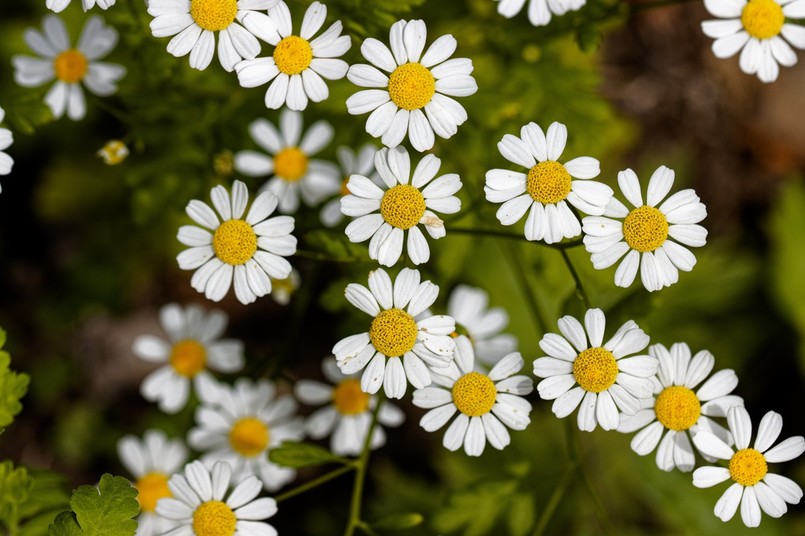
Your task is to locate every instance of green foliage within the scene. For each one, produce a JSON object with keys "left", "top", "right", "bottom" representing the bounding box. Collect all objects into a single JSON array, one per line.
[
  {"left": 0, "top": 465, "right": 71, "bottom": 536},
  {"left": 48, "top": 474, "right": 139, "bottom": 536},
  {"left": 269, "top": 441, "right": 351, "bottom": 468},
  {"left": 371, "top": 512, "right": 425, "bottom": 531},
  {"left": 0, "top": 461, "right": 32, "bottom": 530},
  {"left": 0, "top": 328, "right": 30, "bottom": 431}
]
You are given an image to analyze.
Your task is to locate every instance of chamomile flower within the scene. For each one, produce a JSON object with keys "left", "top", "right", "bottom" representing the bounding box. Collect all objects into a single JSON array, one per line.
[
  {"left": 0, "top": 107, "right": 13, "bottom": 191},
  {"left": 233, "top": 109, "right": 340, "bottom": 214},
  {"left": 295, "top": 357, "right": 405, "bottom": 456},
  {"left": 532, "top": 308, "right": 657, "bottom": 432},
  {"left": 147, "top": 0, "right": 280, "bottom": 72},
  {"left": 413, "top": 341, "right": 533, "bottom": 456},
  {"left": 177, "top": 179, "right": 296, "bottom": 304},
  {"left": 333, "top": 268, "right": 456, "bottom": 399},
  {"left": 97, "top": 139, "right": 128, "bottom": 165},
  {"left": 618, "top": 343, "right": 744, "bottom": 472},
  {"left": 495, "top": 0, "right": 587, "bottom": 26},
  {"left": 693, "top": 407, "right": 805, "bottom": 527},
  {"left": 46, "top": 0, "right": 115, "bottom": 12},
  {"left": 133, "top": 303, "right": 244, "bottom": 413},
  {"left": 446, "top": 284, "right": 517, "bottom": 367},
  {"left": 582, "top": 166, "right": 707, "bottom": 292},
  {"left": 12, "top": 15, "right": 126, "bottom": 121},
  {"left": 235, "top": 1, "right": 351, "bottom": 110},
  {"left": 188, "top": 378, "right": 304, "bottom": 491},
  {"left": 341, "top": 146, "right": 462, "bottom": 267},
  {"left": 484, "top": 121, "right": 611, "bottom": 244},
  {"left": 117, "top": 430, "right": 188, "bottom": 536},
  {"left": 346, "top": 19, "right": 477, "bottom": 152},
  {"left": 320, "top": 143, "right": 379, "bottom": 228},
  {"left": 701, "top": 0, "right": 805, "bottom": 83},
  {"left": 156, "top": 460, "right": 278, "bottom": 536},
  {"left": 270, "top": 268, "right": 300, "bottom": 306}
]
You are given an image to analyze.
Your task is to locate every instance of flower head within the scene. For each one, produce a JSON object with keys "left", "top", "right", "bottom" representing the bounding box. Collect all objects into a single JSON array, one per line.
[
  {"left": 0, "top": 107, "right": 13, "bottom": 192},
  {"left": 495, "top": 0, "right": 587, "bottom": 26},
  {"left": 320, "top": 143, "right": 379, "bottom": 228},
  {"left": 97, "top": 139, "right": 128, "bottom": 165},
  {"left": 270, "top": 268, "right": 300, "bottom": 305},
  {"left": 446, "top": 284, "right": 517, "bottom": 367},
  {"left": 46, "top": 0, "right": 115, "bottom": 12}
]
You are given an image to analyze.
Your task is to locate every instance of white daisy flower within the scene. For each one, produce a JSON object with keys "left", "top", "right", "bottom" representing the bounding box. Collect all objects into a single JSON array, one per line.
[
  {"left": 346, "top": 19, "right": 477, "bottom": 152},
  {"left": 618, "top": 342, "right": 744, "bottom": 472},
  {"left": 97, "top": 139, "right": 128, "bottom": 165},
  {"left": 177, "top": 179, "right": 297, "bottom": 304},
  {"left": 270, "top": 268, "right": 300, "bottom": 306},
  {"left": 532, "top": 308, "right": 658, "bottom": 432},
  {"left": 320, "top": 143, "right": 379, "bottom": 228},
  {"left": 156, "top": 460, "right": 278, "bottom": 536},
  {"left": 341, "top": 146, "right": 462, "bottom": 267},
  {"left": 332, "top": 267, "right": 457, "bottom": 399},
  {"left": 236, "top": 1, "right": 351, "bottom": 110},
  {"left": 233, "top": 109, "right": 340, "bottom": 214},
  {"left": 446, "top": 284, "right": 517, "bottom": 367},
  {"left": 188, "top": 378, "right": 304, "bottom": 492},
  {"left": 693, "top": 407, "right": 805, "bottom": 527},
  {"left": 413, "top": 341, "right": 533, "bottom": 457},
  {"left": 146, "top": 0, "right": 278, "bottom": 72},
  {"left": 582, "top": 165, "right": 707, "bottom": 292},
  {"left": 46, "top": 0, "right": 115, "bottom": 12},
  {"left": 495, "top": 0, "right": 587, "bottom": 26},
  {"left": 133, "top": 303, "right": 244, "bottom": 414},
  {"left": 12, "top": 15, "right": 126, "bottom": 121},
  {"left": 484, "top": 121, "right": 612, "bottom": 244},
  {"left": 117, "top": 430, "right": 188, "bottom": 536},
  {"left": 0, "top": 107, "right": 13, "bottom": 192},
  {"left": 295, "top": 357, "right": 405, "bottom": 456},
  {"left": 701, "top": 0, "right": 805, "bottom": 83}
]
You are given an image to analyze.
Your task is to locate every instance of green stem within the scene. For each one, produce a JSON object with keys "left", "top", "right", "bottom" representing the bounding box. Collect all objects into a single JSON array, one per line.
[
  {"left": 503, "top": 241, "right": 548, "bottom": 335},
  {"left": 344, "top": 395, "right": 384, "bottom": 536},
  {"left": 451, "top": 227, "right": 583, "bottom": 250},
  {"left": 275, "top": 465, "right": 355, "bottom": 503},
  {"left": 559, "top": 249, "right": 591, "bottom": 310},
  {"left": 532, "top": 465, "right": 575, "bottom": 536}
]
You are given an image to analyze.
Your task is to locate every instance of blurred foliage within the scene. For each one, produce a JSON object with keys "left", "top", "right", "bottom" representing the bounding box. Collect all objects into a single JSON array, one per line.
[{"left": 0, "top": 328, "right": 29, "bottom": 432}]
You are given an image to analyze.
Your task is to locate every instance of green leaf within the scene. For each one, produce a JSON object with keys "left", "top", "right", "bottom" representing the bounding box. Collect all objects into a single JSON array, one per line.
[
  {"left": 506, "top": 493, "right": 536, "bottom": 536},
  {"left": 0, "top": 461, "right": 33, "bottom": 523},
  {"left": 432, "top": 480, "right": 518, "bottom": 536},
  {"left": 268, "top": 441, "right": 349, "bottom": 468},
  {"left": 18, "top": 470, "right": 71, "bottom": 536},
  {"left": 371, "top": 512, "right": 424, "bottom": 530},
  {"left": 0, "top": 328, "right": 30, "bottom": 430},
  {"left": 48, "top": 474, "right": 139, "bottom": 536}
]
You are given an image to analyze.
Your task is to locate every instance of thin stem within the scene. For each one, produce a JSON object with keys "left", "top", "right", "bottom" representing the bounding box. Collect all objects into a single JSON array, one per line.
[
  {"left": 451, "top": 227, "right": 583, "bottom": 250},
  {"left": 274, "top": 465, "right": 355, "bottom": 503},
  {"left": 344, "top": 395, "right": 384, "bottom": 536},
  {"left": 503, "top": 241, "right": 548, "bottom": 335},
  {"left": 532, "top": 466, "right": 575, "bottom": 536},
  {"left": 559, "top": 249, "right": 591, "bottom": 310}
]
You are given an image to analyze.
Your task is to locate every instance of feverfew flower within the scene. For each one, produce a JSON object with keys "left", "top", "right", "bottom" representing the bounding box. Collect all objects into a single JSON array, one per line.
[
  {"left": 47, "top": 0, "right": 115, "bottom": 12},
  {"left": 177, "top": 180, "right": 296, "bottom": 304},
  {"left": 693, "top": 407, "right": 805, "bottom": 527},
  {"left": 270, "top": 268, "right": 300, "bottom": 306},
  {"left": 236, "top": 1, "right": 351, "bottom": 110},
  {"left": 97, "top": 139, "right": 128, "bottom": 165},
  {"left": 333, "top": 268, "right": 456, "bottom": 399},
  {"left": 346, "top": 19, "right": 477, "bottom": 152},
  {"left": 156, "top": 460, "right": 278, "bottom": 535},
  {"left": 117, "top": 430, "right": 188, "bottom": 536},
  {"left": 12, "top": 15, "right": 126, "bottom": 121},
  {"left": 147, "top": 0, "right": 278, "bottom": 72},
  {"left": 133, "top": 303, "right": 244, "bottom": 413},
  {"left": 485, "top": 121, "right": 611, "bottom": 244},
  {"left": 0, "top": 107, "right": 13, "bottom": 191},
  {"left": 532, "top": 308, "right": 657, "bottom": 432},
  {"left": 618, "top": 343, "right": 744, "bottom": 472},
  {"left": 233, "top": 110, "right": 340, "bottom": 214},
  {"left": 321, "top": 143, "right": 379, "bottom": 228},
  {"left": 295, "top": 357, "right": 405, "bottom": 456},
  {"left": 495, "top": 0, "right": 587, "bottom": 26},
  {"left": 188, "top": 379, "right": 304, "bottom": 491},
  {"left": 341, "top": 146, "right": 462, "bottom": 267},
  {"left": 413, "top": 342, "right": 533, "bottom": 456},
  {"left": 582, "top": 166, "right": 707, "bottom": 292},
  {"left": 701, "top": 0, "right": 805, "bottom": 83},
  {"left": 446, "top": 284, "right": 517, "bottom": 366}
]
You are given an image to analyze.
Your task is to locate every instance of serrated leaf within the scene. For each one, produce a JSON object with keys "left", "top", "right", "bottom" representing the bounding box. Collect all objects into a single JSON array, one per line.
[
  {"left": 49, "top": 474, "right": 138, "bottom": 536},
  {"left": 0, "top": 461, "right": 33, "bottom": 521},
  {"left": 371, "top": 512, "right": 424, "bottom": 530},
  {"left": 0, "top": 338, "right": 30, "bottom": 429},
  {"left": 268, "top": 441, "right": 349, "bottom": 468},
  {"left": 432, "top": 480, "right": 518, "bottom": 536}
]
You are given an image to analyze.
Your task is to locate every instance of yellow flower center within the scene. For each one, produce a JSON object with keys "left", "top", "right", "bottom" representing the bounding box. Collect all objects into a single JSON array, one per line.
[
  {"left": 654, "top": 386, "right": 701, "bottom": 431},
  {"left": 452, "top": 372, "right": 497, "bottom": 417},
  {"left": 228, "top": 417, "right": 269, "bottom": 457},
  {"left": 98, "top": 140, "right": 129, "bottom": 165},
  {"left": 729, "top": 448, "right": 768, "bottom": 487},
  {"left": 192, "top": 500, "right": 237, "bottom": 536},
  {"left": 274, "top": 147, "right": 309, "bottom": 182},
  {"left": 388, "top": 63, "right": 436, "bottom": 111},
  {"left": 526, "top": 161, "right": 572, "bottom": 204},
  {"left": 369, "top": 308, "right": 418, "bottom": 357},
  {"left": 190, "top": 0, "right": 238, "bottom": 32},
  {"left": 622, "top": 206, "right": 669, "bottom": 253},
  {"left": 213, "top": 150, "right": 234, "bottom": 177},
  {"left": 741, "top": 0, "right": 784, "bottom": 40},
  {"left": 333, "top": 379, "right": 370, "bottom": 415},
  {"left": 273, "top": 35, "right": 313, "bottom": 75},
  {"left": 54, "top": 49, "right": 88, "bottom": 83},
  {"left": 380, "top": 184, "right": 426, "bottom": 230},
  {"left": 213, "top": 219, "right": 257, "bottom": 265},
  {"left": 573, "top": 347, "right": 618, "bottom": 393},
  {"left": 134, "top": 472, "right": 171, "bottom": 513},
  {"left": 340, "top": 176, "right": 351, "bottom": 196},
  {"left": 170, "top": 339, "right": 207, "bottom": 377}
]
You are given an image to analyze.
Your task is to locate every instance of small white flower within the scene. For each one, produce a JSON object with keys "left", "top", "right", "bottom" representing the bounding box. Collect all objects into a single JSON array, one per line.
[
  {"left": 157, "top": 460, "right": 279, "bottom": 536},
  {"left": 177, "top": 179, "right": 296, "bottom": 304},
  {"left": 236, "top": 1, "right": 351, "bottom": 110},
  {"left": 341, "top": 146, "right": 462, "bottom": 267},
  {"left": 332, "top": 267, "right": 457, "bottom": 399},
  {"left": 46, "top": 0, "right": 115, "bottom": 12},
  {"left": 701, "top": 0, "right": 805, "bottom": 83},
  {"left": 485, "top": 121, "right": 611, "bottom": 244},
  {"left": 233, "top": 109, "right": 340, "bottom": 214},
  {"left": 96, "top": 139, "right": 128, "bottom": 165},
  {"left": 117, "top": 430, "right": 188, "bottom": 536},
  {"left": 446, "top": 284, "right": 517, "bottom": 367},
  {"left": 582, "top": 166, "right": 707, "bottom": 292},
  {"left": 618, "top": 342, "right": 744, "bottom": 472},
  {"left": 346, "top": 19, "right": 477, "bottom": 152},
  {"left": 533, "top": 308, "right": 658, "bottom": 432},
  {"left": 12, "top": 15, "right": 126, "bottom": 121},
  {"left": 0, "top": 107, "right": 13, "bottom": 192},
  {"left": 320, "top": 144, "right": 379, "bottom": 228},
  {"left": 295, "top": 357, "right": 405, "bottom": 456},
  {"left": 270, "top": 268, "right": 300, "bottom": 306},
  {"left": 693, "top": 407, "right": 805, "bottom": 527},
  {"left": 495, "top": 0, "right": 587, "bottom": 26},
  {"left": 133, "top": 303, "right": 244, "bottom": 413}
]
